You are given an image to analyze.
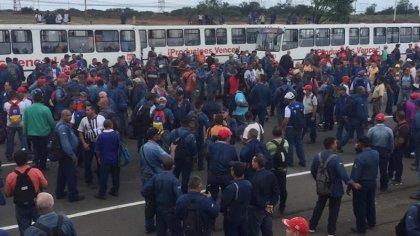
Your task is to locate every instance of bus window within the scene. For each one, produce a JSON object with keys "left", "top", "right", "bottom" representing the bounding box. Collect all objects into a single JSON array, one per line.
[
  {"left": 11, "top": 30, "right": 33, "bottom": 54},
  {"left": 148, "top": 29, "right": 166, "bottom": 47},
  {"left": 232, "top": 28, "right": 246, "bottom": 44},
  {"left": 331, "top": 28, "right": 345, "bottom": 46},
  {"left": 387, "top": 27, "right": 399, "bottom": 43},
  {"left": 299, "top": 29, "right": 314, "bottom": 47},
  {"left": 413, "top": 27, "right": 420, "bottom": 42},
  {"left": 349, "top": 28, "right": 359, "bottom": 45},
  {"left": 120, "top": 30, "right": 135, "bottom": 52},
  {"left": 139, "top": 30, "right": 147, "bottom": 49},
  {"left": 316, "top": 28, "right": 330, "bottom": 46},
  {"left": 69, "top": 30, "right": 94, "bottom": 53},
  {"left": 216, "top": 28, "right": 227, "bottom": 44},
  {"left": 282, "top": 29, "right": 298, "bottom": 50},
  {"left": 167, "top": 29, "right": 183, "bottom": 46},
  {"left": 400, "top": 27, "right": 412, "bottom": 43},
  {"left": 184, "top": 29, "right": 200, "bottom": 46},
  {"left": 246, "top": 28, "right": 259, "bottom": 44},
  {"left": 205, "top": 29, "right": 216, "bottom": 45},
  {"left": 41, "top": 30, "right": 68, "bottom": 54},
  {"left": 360, "top": 27, "right": 369, "bottom": 44},
  {"left": 0, "top": 30, "right": 11, "bottom": 55},
  {"left": 95, "top": 30, "right": 119, "bottom": 52},
  {"left": 374, "top": 27, "right": 386, "bottom": 44}
]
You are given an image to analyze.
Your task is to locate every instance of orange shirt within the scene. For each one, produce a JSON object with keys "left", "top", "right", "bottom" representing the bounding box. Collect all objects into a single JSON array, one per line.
[
  {"left": 207, "top": 125, "right": 224, "bottom": 138},
  {"left": 182, "top": 71, "right": 196, "bottom": 93},
  {"left": 4, "top": 165, "right": 48, "bottom": 197}
]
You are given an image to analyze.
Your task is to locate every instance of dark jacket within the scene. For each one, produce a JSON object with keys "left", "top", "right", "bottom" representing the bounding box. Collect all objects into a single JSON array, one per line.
[
  {"left": 207, "top": 140, "right": 238, "bottom": 175},
  {"left": 220, "top": 179, "right": 253, "bottom": 223},
  {"left": 250, "top": 169, "right": 279, "bottom": 210},
  {"left": 249, "top": 83, "right": 271, "bottom": 108},
  {"left": 141, "top": 171, "right": 182, "bottom": 209},
  {"left": 350, "top": 148, "right": 379, "bottom": 185}
]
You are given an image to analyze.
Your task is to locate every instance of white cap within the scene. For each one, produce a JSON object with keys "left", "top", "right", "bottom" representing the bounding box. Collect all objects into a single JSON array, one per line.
[{"left": 284, "top": 92, "right": 295, "bottom": 100}]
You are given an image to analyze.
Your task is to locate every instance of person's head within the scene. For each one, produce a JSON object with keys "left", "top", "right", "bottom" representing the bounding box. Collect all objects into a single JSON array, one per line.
[
  {"left": 252, "top": 153, "right": 265, "bottom": 171},
  {"left": 282, "top": 217, "right": 309, "bottom": 236},
  {"left": 161, "top": 158, "right": 174, "bottom": 171},
  {"left": 395, "top": 110, "right": 406, "bottom": 123},
  {"left": 103, "top": 119, "right": 113, "bottom": 130},
  {"left": 338, "top": 86, "right": 346, "bottom": 96},
  {"left": 214, "top": 114, "right": 224, "bottom": 125},
  {"left": 14, "top": 149, "right": 29, "bottom": 166},
  {"left": 146, "top": 127, "right": 164, "bottom": 141},
  {"left": 375, "top": 113, "right": 385, "bottom": 124},
  {"left": 220, "top": 107, "right": 229, "bottom": 119},
  {"left": 323, "top": 137, "right": 337, "bottom": 152},
  {"left": 188, "top": 175, "right": 203, "bottom": 192},
  {"left": 284, "top": 92, "right": 295, "bottom": 103},
  {"left": 60, "top": 109, "right": 72, "bottom": 123},
  {"left": 180, "top": 117, "right": 190, "bottom": 128},
  {"left": 247, "top": 128, "right": 258, "bottom": 140},
  {"left": 195, "top": 100, "right": 204, "bottom": 111},
  {"left": 245, "top": 111, "right": 254, "bottom": 122},
  {"left": 230, "top": 161, "right": 246, "bottom": 179},
  {"left": 4, "top": 81, "right": 11, "bottom": 92},
  {"left": 97, "top": 98, "right": 109, "bottom": 110},
  {"left": 8, "top": 90, "right": 17, "bottom": 100},
  {"left": 272, "top": 126, "right": 282, "bottom": 138},
  {"left": 355, "top": 136, "right": 371, "bottom": 153},
  {"left": 85, "top": 104, "right": 97, "bottom": 118},
  {"left": 35, "top": 192, "right": 54, "bottom": 215},
  {"left": 32, "top": 90, "right": 43, "bottom": 103}
]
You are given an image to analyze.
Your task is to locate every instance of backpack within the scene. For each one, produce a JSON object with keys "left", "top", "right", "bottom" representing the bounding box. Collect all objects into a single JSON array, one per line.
[
  {"left": 33, "top": 214, "right": 66, "bottom": 236},
  {"left": 173, "top": 130, "right": 192, "bottom": 163},
  {"left": 47, "top": 123, "right": 66, "bottom": 162},
  {"left": 152, "top": 109, "right": 166, "bottom": 130},
  {"left": 188, "top": 111, "right": 200, "bottom": 135},
  {"left": 133, "top": 102, "right": 152, "bottom": 128},
  {"left": 315, "top": 153, "right": 336, "bottom": 196},
  {"left": 8, "top": 101, "right": 22, "bottom": 125},
  {"left": 183, "top": 195, "right": 205, "bottom": 236},
  {"left": 13, "top": 168, "right": 37, "bottom": 207},
  {"left": 395, "top": 204, "right": 420, "bottom": 236},
  {"left": 271, "top": 139, "right": 287, "bottom": 173},
  {"left": 289, "top": 103, "right": 305, "bottom": 130}
]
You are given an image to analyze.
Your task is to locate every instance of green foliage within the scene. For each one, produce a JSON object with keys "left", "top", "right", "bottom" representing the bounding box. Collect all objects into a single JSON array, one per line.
[
  {"left": 365, "top": 4, "right": 377, "bottom": 15},
  {"left": 20, "top": 7, "right": 34, "bottom": 14},
  {"left": 311, "top": 0, "right": 354, "bottom": 24}
]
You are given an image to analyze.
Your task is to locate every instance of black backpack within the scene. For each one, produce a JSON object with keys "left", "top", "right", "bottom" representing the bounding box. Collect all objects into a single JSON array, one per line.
[
  {"left": 395, "top": 204, "right": 420, "bottom": 236},
  {"left": 47, "top": 124, "right": 66, "bottom": 162},
  {"left": 13, "top": 168, "right": 37, "bottom": 207},
  {"left": 33, "top": 214, "right": 66, "bottom": 236},
  {"left": 173, "top": 130, "right": 192, "bottom": 163},
  {"left": 271, "top": 139, "right": 287, "bottom": 173},
  {"left": 315, "top": 153, "right": 336, "bottom": 196},
  {"left": 134, "top": 102, "right": 152, "bottom": 128},
  {"left": 188, "top": 111, "right": 200, "bottom": 136},
  {"left": 183, "top": 195, "right": 205, "bottom": 236}
]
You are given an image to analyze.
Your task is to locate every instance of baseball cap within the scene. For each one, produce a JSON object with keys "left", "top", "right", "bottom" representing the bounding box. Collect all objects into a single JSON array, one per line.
[
  {"left": 395, "top": 64, "right": 401, "bottom": 68},
  {"left": 218, "top": 127, "right": 232, "bottom": 139},
  {"left": 158, "top": 97, "right": 167, "bottom": 103},
  {"left": 375, "top": 113, "right": 385, "bottom": 122},
  {"left": 69, "top": 64, "right": 78, "bottom": 70},
  {"left": 17, "top": 86, "right": 27, "bottom": 93},
  {"left": 284, "top": 92, "right": 295, "bottom": 100},
  {"left": 58, "top": 72, "right": 68, "bottom": 79},
  {"left": 410, "top": 92, "right": 420, "bottom": 100},
  {"left": 282, "top": 217, "right": 309, "bottom": 234},
  {"left": 176, "top": 88, "right": 184, "bottom": 96},
  {"left": 303, "top": 85, "right": 312, "bottom": 92},
  {"left": 342, "top": 75, "right": 350, "bottom": 82},
  {"left": 37, "top": 78, "right": 46, "bottom": 87},
  {"left": 0, "top": 64, "right": 7, "bottom": 69}
]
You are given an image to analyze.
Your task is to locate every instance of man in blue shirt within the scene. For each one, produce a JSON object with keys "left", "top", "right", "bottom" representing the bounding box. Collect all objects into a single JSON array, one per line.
[
  {"left": 367, "top": 113, "right": 394, "bottom": 192},
  {"left": 349, "top": 136, "right": 379, "bottom": 234},
  {"left": 249, "top": 76, "right": 271, "bottom": 127}
]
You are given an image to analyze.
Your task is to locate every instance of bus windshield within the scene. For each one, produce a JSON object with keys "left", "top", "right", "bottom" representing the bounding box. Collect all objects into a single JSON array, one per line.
[{"left": 256, "top": 32, "right": 282, "bottom": 52}]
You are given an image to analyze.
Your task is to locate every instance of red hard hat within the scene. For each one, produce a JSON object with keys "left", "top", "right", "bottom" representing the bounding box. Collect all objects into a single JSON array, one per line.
[{"left": 282, "top": 217, "right": 309, "bottom": 234}]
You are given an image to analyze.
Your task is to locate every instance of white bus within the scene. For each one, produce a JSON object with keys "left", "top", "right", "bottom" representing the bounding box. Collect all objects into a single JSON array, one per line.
[
  {"left": 255, "top": 23, "right": 420, "bottom": 61},
  {"left": 0, "top": 24, "right": 267, "bottom": 72}
]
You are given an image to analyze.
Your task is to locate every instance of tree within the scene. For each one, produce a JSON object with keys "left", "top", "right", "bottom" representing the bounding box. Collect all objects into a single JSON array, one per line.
[
  {"left": 365, "top": 4, "right": 377, "bottom": 15},
  {"left": 311, "top": 0, "right": 354, "bottom": 23},
  {"left": 238, "top": 1, "right": 264, "bottom": 16}
]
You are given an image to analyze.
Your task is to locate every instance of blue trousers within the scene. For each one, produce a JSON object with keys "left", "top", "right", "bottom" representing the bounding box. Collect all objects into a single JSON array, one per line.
[
  {"left": 309, "top": 195, "right": 341, "bottom": 235},
  {"left": 6, "top": 126, "right": 27, "bottom": 160},
  {"left": 55, "top": 158, "right": 80, "bottom": 201},
  {"left": 385, "top": 92, "right": 394, "bottom": 114},
  {"left": 302, "top": 113, "right": 316, "bottom": 142},
  {"left": 84, "top": 143, "right": 99, "bottom": 184},
  {"left": 207, "top": 173, "right": 231, "bottom": 202},
  {"left": 372, "top": 146, "right": 390, "bottom": 191},
  {"left": 285, "top": 127, "right": 306, "bottom": 166},
  {"left": 224, "top": 216, "right": 248, "bottom": 236},
  {"left": 339, "top": 120, "right": 364, "bottom": 149},
  {"left": 388, "top": 148, "right": 404, "bottom": 182},
  {"left": 98, "top": 161, "right": 120, "bottom": 196},
  {"left": 196, "top": 137, "right": 205, "bottom": 170},
  {"left": 248, "top": 206, "right": 273, "bottom": 236},
  {"left": 142, "top": 178, "right": 156, "bottom": 231},
  {"left": 335, "top": 117, "right": 348, "bottom": 141},
  {"left": 273, "top": 171, "right": 287, "bottom": 211},
  {"left": 252, "top": 107, "right": 267, "bottom": 127},
  {"left": 15, "top": 205, "right": 38, "bottom": 236},
  {"left": 156, "top": 207, "right": 181, "bottom": 236},
  {"left": 29, "top": 135, "right": 48, "bottom": 170},
  {"left": 352, "top": 183, "right": 376, "bottom": 232},
  {"left": 174, "top": 160, "right": 192, "bottom": 194}
]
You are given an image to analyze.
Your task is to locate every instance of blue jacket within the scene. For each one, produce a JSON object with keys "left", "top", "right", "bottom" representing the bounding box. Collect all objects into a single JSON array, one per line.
[
  {"left": 220, "top": 179, "right": 253, "bottom": 223},
  {"left": 56, "top": 121, "right": 78, "bottom": 158},
  {"left": 350, "top": 148, "right": 379, "bottom": 185},
  {"left": 141, "top": 171, "right": 182, "bottom": 209},
  {"left": 367, "top": 124, "right": 394, "bottom": 152},
  {"left": 240, "top": 139, "right": 273, "bottom": 179},
  {"left": 311, "top": 151, "right": 353, "bottom": 198},
  {"left": 334, "top": 94, "right": 352, "bottom": 118},
  {"left": 65, "top": 80, "right": 88, "bottom": 95},
  {"left": 187, "top": 110, "right": 211, "bottom": 139},
  {"left": 350, "top": 94, "right": 368, "bottom": 124},
  {"left": 406, "top": 203, "right": 420, "bottom": 236},
  {"left": 250, "top": 169, "right": 279, "bottom": 210},
  {"left": 171, "top": 99, "right": 192, "bottom": 124},
  {"left": 207, "top": 140, "right": 238, "bottom": 175},
  {"left": 412, "top": 111, "right": 420, "bottom": 137},
  {"left": 170, "top": 127, "right": 198, "bottom": 158},
  {"left": 139, "top": 140, "right": 171, "bottom": 183},
  {"left": 176, "top": 192, "right": 219, "bottom": 234},
  {"left": 24, "top": 212, "right": 76, "bottom": 236},
  {"left": 250, "top": 83, "right": 271, "bottom": 108}
]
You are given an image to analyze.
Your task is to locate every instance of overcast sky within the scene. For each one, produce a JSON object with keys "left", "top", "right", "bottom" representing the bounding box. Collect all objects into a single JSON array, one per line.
[{"left": 0, "top": 0, "right": 413, "bottom": 13}]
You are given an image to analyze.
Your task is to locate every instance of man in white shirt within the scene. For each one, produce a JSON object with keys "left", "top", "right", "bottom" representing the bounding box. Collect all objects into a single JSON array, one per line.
[
  {"left": 302, "top": 85, "right": 318, "bottom": 144},
  {"left": 242, "top": 111, "right": 264, "bottom": 142},
  {"left": 244, "top": 65, "right": 257, "bottom": 89}
]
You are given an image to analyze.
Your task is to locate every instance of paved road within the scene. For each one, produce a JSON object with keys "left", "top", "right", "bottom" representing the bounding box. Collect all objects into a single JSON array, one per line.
[{"left": 0, "top": 115, "right": 419, "bottom": 236}]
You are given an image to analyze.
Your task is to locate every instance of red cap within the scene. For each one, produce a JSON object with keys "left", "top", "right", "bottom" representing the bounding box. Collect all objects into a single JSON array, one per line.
[
  {"left": 342, "top": 75, "right": 350, "bottom": 82},
  {"left": 17, "top": 86, "right": 27, "bottom": 93},
  {"left": 86, "top": 77, "right": 95, "bottom": 84},
  {"left": 282, "top": 217, "right": 309, "bottom": 234},
  {"left": 58, "top": 72, "right": 68, "bottom": 79},
  {"left": 95, "top": 76, "right": 103, "bottom": 82},
  {"left": 303, "top": 84, "right": 312, "bottom": 92},
  {"left": 37, "top": 78, "right": 46, "bottom": 87},
  {"left": 375, "top": 113, "right": 385, "bottom": 122},
  {"left": 60, "top": 59, "right": 66, "bottom": 63},
  {"left": 69, "top": 64, "right": 78, "bottom": 69},
  {"left": 0, "top": 64, "right": 7, "bottom": 69},
  {"left": 218, "top": 127, "right": 232, "bottom": 139},
  {"left": 210, "top": 64, "right": 216, "bottom": 70},
  {"left": 411, "top": 92, "right": 420, "bottom": 99}
]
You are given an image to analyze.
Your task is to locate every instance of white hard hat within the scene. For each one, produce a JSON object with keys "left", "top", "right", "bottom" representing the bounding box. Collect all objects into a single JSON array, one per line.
[{"left": 284, "top": 92, "right": 295, "bottom": 100}]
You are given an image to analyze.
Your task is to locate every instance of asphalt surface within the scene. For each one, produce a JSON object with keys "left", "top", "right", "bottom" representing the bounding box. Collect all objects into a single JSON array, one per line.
[{"left": 0, "top": 113, "right": 419, "bottom": 236}]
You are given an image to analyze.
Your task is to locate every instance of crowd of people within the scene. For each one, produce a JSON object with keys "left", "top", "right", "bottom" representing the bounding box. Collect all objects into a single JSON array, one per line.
[
  {"left": 0, "top": 41, "right": 419, "bottom": 236},
  {"left": 34, "top": 9, "right": 71, "bottom": 24}
]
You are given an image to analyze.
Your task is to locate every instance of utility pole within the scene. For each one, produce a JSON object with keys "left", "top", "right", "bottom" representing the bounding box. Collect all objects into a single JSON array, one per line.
[
  {"left": 393, "top": 0, "right": 397, "bottom": 23},
  {"left": 84, "top": 0, "right": 87, "bottom": 19},
  {"left": 13, "top": 0, "right": 21, "bottom": 12}
]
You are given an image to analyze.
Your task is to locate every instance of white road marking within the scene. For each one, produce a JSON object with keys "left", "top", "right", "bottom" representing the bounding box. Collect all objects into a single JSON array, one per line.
[{"left": 0, "top": 162, "right": 354, "bottom": 230}]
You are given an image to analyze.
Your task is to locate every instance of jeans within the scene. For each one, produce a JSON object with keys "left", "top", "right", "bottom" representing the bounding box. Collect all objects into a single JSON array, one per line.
[
  {"left": 142, "top": 179, "right": 156, "bottom": 231},
  {"left": 397, "top": 89, "right": 411, "bottom": 108},
  {"left": 309, "top": 195, "right": 341, "bottom": 235},
  {"left": 302, "top": 113, "right": 316, "bottom": 142},
  {"left": 15, "top": 205, "right": 38, "bottom": 236},
  {"left": 385, "top": 92, "right": 394, "bottom": 114},
  {"left": 6, "top": 126, "right": 27, "bottom": 160},
  {"left": 196, "top": 137, "right": 205, "bottom": 170},
  {"left": 285, "top": 127, "right": 306, "bottom": 166},
  {"left": 98, "top": 161, "right": 120, "bottom": 196},
  {"left": 323, "top": 105, "right": 334, "bottom": 130},
  {"left": 272, "top": 171, "right": 287, "bottom": 211},
  {"left": 84, "top": 143, "right": 100, "bottom": 184},
  {"left": 335, "top": 117, "right": 348, "bottom": 141},
  {"left": 55, "top": 158, "right": 80, "bottom": 201},
  {"left": 207, "top": 173, "right": 231, "bottom": 202},
  {"left": 29, "top": 135, "right": 48, "bottom": 170},
  {"left": 252, "top": 107, "right": 267, "bottom": 127},
  {"left": 339, "top": 120, "right": 364, "bottom": 149},
  {"left": 248, "top": 205, "right": 273, "bottom": 236},
  {"left": 372, "top": 146, "right": 390, "bottom": 191},
  {"left": 224, "top": 216, "right": 248, "bottom": 236},
  {"left": 352, "top": 183, "right": 376, "bottom": 232},
  {"left": 156, "top": 207, "right": 181, "bottom": 236},
  {"left": 174, "top": 160, "right": 192, "bottom": 193},
  {"left": 388, "top": 148, "right": 404, "bottom": 182}
]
